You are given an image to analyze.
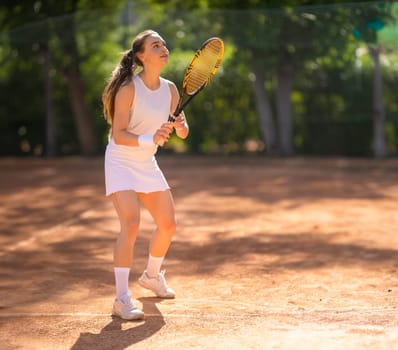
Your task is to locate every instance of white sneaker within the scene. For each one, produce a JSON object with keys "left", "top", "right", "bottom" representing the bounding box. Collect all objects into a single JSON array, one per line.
[
  {"left": 138, "top": 270, "right": 176, "bottom": 299},
  {"left": 112, "top": 294, "right": 144, "bottom": 320}
]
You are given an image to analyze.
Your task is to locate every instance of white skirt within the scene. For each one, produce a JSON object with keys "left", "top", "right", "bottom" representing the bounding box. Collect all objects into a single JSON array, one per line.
[{"left": 104, "top": 139, "right": 170, "bottom": 196}]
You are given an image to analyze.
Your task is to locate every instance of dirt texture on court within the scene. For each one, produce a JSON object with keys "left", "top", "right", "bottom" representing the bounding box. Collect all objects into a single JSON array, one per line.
[{"left": 0, "top": 155, "right": 397, "bottom": 350}]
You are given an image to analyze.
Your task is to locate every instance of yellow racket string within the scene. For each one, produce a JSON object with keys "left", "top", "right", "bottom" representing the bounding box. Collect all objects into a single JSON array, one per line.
[{"left": 184, "top": 38, "right": 224, "bottom": 95}]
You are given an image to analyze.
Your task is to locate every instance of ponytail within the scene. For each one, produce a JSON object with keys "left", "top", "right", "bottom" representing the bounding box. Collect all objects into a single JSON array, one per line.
[
  {"left": 102, "top": 49, "right": 137, "bottom": 125},
  {"left": 102, "top": 29, "right": 157, "bottom": 126}
]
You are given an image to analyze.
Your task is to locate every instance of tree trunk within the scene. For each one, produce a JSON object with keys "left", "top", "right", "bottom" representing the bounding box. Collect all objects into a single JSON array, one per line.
[
  {"left": 369, "top": 46, "right": 385, "bottom": 158},
  {"left": 40, "top": 43, "right": 56, "bottom": 157},
  {"left": 55, "top": 16, "right": 97, "bottom": 156},
  {"left": 64, "top": 65, "right": 97, "bottom": 156},
  {"left": 276, "top": 63, "right": 294, "bottom": 156},
  {"left": 250, "top": 51, "right": 278, "bottom": 155}
]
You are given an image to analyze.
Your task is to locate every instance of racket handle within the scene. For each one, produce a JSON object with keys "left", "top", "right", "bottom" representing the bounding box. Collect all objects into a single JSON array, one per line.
[{"left": 158, "top": 115, "right": 178, "bottom": 146}]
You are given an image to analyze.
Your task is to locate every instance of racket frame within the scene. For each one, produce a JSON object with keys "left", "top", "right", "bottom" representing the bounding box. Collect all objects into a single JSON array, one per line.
[{"left": 168, "top": 37, "right": 224, "bottom": 122}]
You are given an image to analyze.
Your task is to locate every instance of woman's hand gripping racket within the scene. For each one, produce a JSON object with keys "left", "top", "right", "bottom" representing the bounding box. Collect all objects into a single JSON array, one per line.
[{"left": 158, "top": 37, "right": 224, "bottom": 146}]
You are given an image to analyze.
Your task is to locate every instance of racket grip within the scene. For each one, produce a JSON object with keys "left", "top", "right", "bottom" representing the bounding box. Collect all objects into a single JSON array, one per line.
[{"left": 158, "top": 115, "right": 177, "bottom": 147}]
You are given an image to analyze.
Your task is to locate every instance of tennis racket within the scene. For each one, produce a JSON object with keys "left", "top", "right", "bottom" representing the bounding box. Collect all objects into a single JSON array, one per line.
[
  {"left": 170, "top": 37, "right": 224, "bottom": 121},
  {"left": 158, "top": 37, "right": 224, "bottom": 146}
]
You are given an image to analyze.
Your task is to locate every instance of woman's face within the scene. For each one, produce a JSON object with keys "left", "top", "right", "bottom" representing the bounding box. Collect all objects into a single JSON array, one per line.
[{"left": 137, "top": 34, "right": 169, "bottom": 68}]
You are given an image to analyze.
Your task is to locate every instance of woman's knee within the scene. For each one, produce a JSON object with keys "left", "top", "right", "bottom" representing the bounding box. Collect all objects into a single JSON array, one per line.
[
  {"left": 159, "top": 218, "right": 177, "bottom": 235},
  {"left": 121, "top": 218, "right": 140, "bottom": 239}
]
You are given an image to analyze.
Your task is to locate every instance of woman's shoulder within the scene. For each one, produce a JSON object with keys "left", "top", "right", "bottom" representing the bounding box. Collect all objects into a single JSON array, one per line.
[
  {"left": 159, "top": 77, "right": 178, "bottom": 99},
  {"left": 161, "top": 76, "right": 176, "bottom": 88},
  {"left": 119, "top": 79, "right": 135, "bottom": 94},
  {"left": 115, "top": 80, "right": 135, "bottom": 103}
]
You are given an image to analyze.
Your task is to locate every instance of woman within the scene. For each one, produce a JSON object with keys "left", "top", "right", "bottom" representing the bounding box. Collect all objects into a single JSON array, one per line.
[{"left": 102, "top": 29, "right": 189, "bottom": 320}]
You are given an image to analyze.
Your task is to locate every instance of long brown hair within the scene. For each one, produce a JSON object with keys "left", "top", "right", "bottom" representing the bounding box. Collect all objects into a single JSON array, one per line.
[{"left": 102, "top": 29, "right": 158, "bottom": 125}]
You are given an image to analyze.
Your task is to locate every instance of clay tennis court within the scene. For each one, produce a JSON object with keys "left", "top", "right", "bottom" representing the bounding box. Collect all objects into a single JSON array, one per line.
[{"left": 0, "top": 155, "right": 397, "bottom": 349}]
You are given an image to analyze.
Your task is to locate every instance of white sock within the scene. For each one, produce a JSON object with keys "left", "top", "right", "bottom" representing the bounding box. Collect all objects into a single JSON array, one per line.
[
  {"left": 146, "top": 255, "right": 164, "bottom": 278},
  {"left": 114, "top": 267, "right": 130, "bottom": 299}
]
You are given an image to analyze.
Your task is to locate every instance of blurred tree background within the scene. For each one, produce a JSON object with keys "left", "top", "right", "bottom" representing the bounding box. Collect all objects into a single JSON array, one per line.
[{"left": 0, "top": 0, "right": 397, "bottom": 158}]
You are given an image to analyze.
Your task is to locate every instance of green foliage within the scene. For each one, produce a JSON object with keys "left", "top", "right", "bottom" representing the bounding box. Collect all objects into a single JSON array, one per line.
[
  {"left": 0, "top": 1, "right": 398, "bottom": 156},
  {"left": 0, "top": 1, "right": 124, "bottom": 155},
  {"left": 0, "top": 47, "right": 46, "bottom": 156}
]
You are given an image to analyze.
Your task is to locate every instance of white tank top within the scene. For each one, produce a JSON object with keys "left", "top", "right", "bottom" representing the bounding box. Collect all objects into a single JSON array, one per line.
[
  {"left": 127, "top": 74, "right": 171, "bottom": 135},
  {"left": 108, "top": 74, "right": 172, "bottom": 160}
]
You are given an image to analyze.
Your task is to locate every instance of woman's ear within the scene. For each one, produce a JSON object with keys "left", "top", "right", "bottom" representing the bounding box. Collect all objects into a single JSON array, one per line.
[{"left": 135, "top": 50, "right": 144, "bottom": 65}]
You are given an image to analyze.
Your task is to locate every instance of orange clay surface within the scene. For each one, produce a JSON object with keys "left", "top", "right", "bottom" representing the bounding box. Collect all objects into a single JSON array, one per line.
[{"left": 0, "top": 155, "right": 397, "bottom": 350}]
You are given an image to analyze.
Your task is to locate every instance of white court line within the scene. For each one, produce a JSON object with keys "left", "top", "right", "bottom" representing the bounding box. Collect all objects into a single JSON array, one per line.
[
  {"left": 0, "top": 208, "right": 97, "bottom": 257},
  {"left": 0, "top": 312, "right": 265, "bottom": 319},
  {"left": 0, "top": 308, "right": 396, "bottom": 319}
]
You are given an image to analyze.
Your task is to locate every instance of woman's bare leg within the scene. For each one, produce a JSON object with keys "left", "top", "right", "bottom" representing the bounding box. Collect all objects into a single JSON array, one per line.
[
  {"left": 138, "top": 189, "right": 177, "bottom": 258},
  {"left": 110, "top": 190, "right": 141, "bottom": 267},
  {"left": 137, "top": 189, "right": 177, "bottom": 298},
  {"left": 109, "top": 190, "right": 144, "bottom": 319}
]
